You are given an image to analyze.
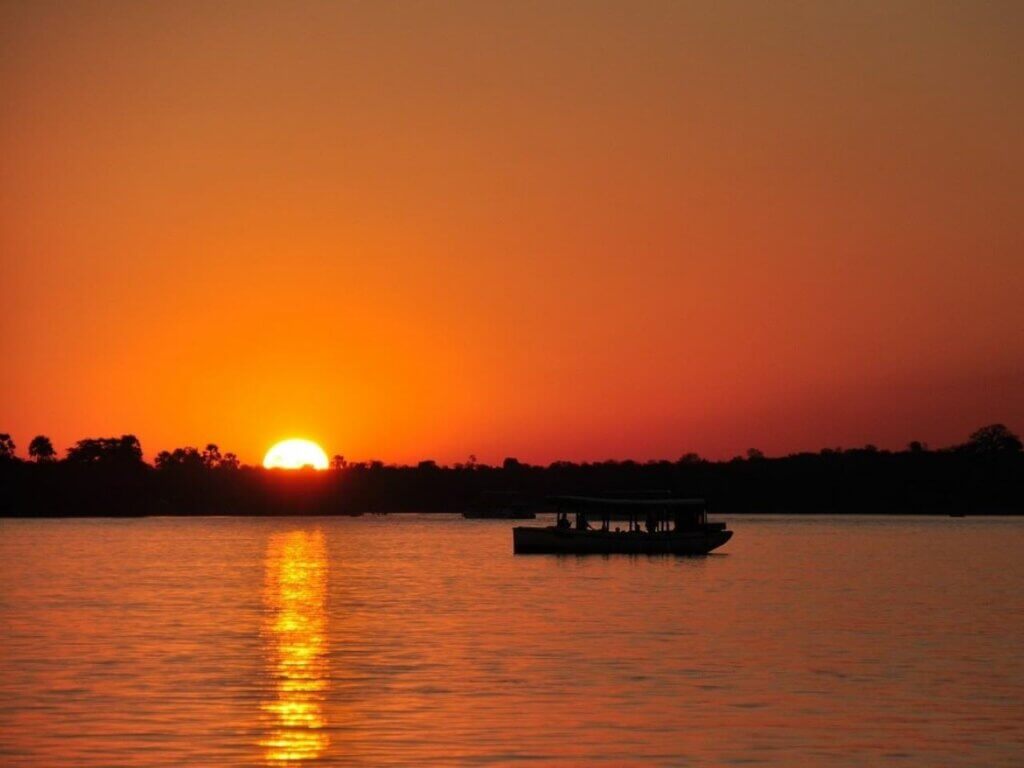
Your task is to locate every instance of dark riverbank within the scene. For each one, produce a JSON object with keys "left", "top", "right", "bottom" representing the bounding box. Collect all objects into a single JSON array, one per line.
[{"left": 2, "top": 425, "right": 1021, "bottom": 518}]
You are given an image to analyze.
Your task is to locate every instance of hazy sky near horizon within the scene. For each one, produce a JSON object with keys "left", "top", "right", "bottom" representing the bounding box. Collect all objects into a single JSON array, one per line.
[{"left": 2, "top": 1, "right": 1022, "bottom": 464}]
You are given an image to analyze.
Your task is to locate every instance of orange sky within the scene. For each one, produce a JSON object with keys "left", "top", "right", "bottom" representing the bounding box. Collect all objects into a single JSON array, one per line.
[{"left": 1, "top": 1, "right": 1022, "bottom": 465}]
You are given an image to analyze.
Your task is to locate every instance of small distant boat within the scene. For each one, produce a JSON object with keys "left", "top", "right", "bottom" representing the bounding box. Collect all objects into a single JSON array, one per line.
[
  {"left": 463, "top": 492, "right": 537, "bottom": 520},
  {"left": 464, "top": 508, "right": 537, "bottom": 520},
  {"left": 513, "top": 496, "right": 732, "bottom": 555}
]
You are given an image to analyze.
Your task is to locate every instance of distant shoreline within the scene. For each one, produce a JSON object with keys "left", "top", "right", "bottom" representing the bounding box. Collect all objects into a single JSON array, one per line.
[
  {"left": 4, "top": 510, "right": 1024, "bottom": 520},
  {"left": 3, "top": 425, "right": 1022, "bottom": 518}
]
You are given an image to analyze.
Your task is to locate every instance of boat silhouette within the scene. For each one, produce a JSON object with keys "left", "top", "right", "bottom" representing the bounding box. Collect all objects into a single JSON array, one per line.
[{"left": 513, "top": 496, "right": 732, "bottom": 555}]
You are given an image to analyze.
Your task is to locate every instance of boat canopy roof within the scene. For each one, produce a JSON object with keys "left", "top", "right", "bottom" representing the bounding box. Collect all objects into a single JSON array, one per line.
[{"left": 549, "top": 495, "right": 705, "bottom": 509}]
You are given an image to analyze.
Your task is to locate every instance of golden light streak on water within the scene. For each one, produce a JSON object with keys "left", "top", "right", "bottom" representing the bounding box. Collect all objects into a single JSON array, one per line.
[{"left": 261, "top": 530, "right": 329, "bottom": 764}]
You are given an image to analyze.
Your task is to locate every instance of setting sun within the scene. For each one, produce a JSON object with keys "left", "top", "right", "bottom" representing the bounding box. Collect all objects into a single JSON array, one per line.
[{"left": 263, "top": 439, "right": 330, "bottom": 470}]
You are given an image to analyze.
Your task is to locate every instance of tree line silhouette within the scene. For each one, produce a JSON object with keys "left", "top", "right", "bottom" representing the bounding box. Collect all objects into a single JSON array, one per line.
[{"left": 0, "top": 424, "right": 1021, "bottom": 517}]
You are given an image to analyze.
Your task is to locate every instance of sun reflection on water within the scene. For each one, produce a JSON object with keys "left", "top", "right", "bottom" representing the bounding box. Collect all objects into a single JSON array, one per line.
[{"left": 261, "top": 530, "right": 329, "bottom": 764}]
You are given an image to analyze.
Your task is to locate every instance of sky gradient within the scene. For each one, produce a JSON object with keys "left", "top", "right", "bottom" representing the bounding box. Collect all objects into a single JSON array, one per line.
[{"left": 2, "top": 1, "right": 1022, "bottom": 464}]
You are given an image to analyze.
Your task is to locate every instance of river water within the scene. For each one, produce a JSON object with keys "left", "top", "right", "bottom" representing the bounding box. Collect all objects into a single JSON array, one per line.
[{"left": 1, "top": 515, "right": 1022, "bottom": 766}]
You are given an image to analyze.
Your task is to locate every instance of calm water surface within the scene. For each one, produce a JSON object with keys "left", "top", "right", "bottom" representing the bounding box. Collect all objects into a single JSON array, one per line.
[{"left": 1, "top": 515, "right": 1022, "bottom": 766}]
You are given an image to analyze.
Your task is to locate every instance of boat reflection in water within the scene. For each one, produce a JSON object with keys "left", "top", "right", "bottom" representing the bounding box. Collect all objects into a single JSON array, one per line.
[{"left": 261, "top": 530, "right": 329, "bottom": 764}]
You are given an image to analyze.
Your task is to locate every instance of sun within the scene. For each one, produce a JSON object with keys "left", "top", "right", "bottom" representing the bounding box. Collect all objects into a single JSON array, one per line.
[{"left": 263, "top": 439, "right": 330, "bottom": 470}]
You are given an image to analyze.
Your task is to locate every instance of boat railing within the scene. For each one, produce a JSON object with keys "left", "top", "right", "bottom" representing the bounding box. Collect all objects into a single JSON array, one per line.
[{"left": 548, "top": 496, "right": 709, "bottom": 533}]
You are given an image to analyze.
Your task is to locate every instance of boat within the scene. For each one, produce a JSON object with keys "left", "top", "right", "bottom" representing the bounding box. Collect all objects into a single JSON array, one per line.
[
  {"left": 513, "top": 496, "right": 732, "bottom": 555},
  {"left": 463, "top": 492, "right": 537, "bottom": 520}
]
